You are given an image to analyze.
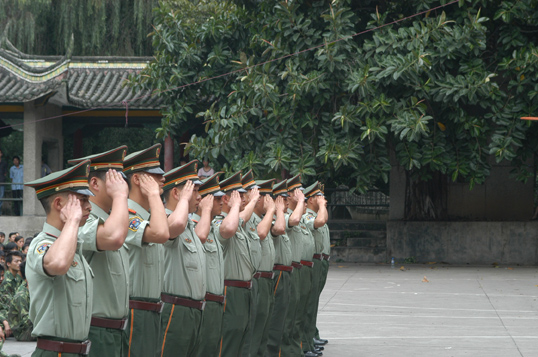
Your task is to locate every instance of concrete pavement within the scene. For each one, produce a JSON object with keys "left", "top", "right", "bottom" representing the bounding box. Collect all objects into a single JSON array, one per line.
[{"left": 3, "top": 263, "right": 538, "bottom": 356}]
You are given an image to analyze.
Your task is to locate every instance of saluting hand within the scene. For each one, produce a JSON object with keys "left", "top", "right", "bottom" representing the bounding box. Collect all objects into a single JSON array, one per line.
[
  {"left": 179, "top": 180, "right": 194, "bottom": 202},
  {"left": 294, "top": 188, "right": 305, "bottom": 202},
  {"left": 275, "top": 196, "right": 285, "bottom": 212},
  {"left": 105, "top": 169, "right": 129, "bottom": 200},
  {"left": 60, "top": 194, "right": 83, "bottom": 224},
  {"left": 199, "top": 194, "right": 214, "bottom": 213},
  {"left": 139, "top": 173, "right": 161, "bottom": 198},
  {"left": 249, "top": 187, "right": 260, "bottom": 203},
  {"left": 263, "top": 195, "right": 275, "bottom": 214},
  {"left": 228, "top": 190, "right": 241, "bottom": 209}
]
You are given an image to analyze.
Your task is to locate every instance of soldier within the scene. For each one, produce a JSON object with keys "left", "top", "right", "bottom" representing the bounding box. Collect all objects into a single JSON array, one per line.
[
  {"left": 302, "top": 182, "right": 328, "bottom": 357},
  {"left": 0, "top": 251, "right": 23, "bottom": 303},
  {"left": 266, "top": 181, "right": 291, "bottom": 356},
  {"left": 159, "top": 160, "right": 209, "bottom": 357},
  {"left": 248, "top": 179, "right": 277, "bottom": 357},
  {"left": 216, "top": 172, "right": 258, "bottom": 356},
  {"left": 240, "top": 170, "right": 262, "bottom": 357},
  {"left": 25, "top": 160, "right": 94, "bottom": 356},
  {"left": 7, "top": 261, "right": 34, "bottom": 341},
  {"left": 192, "top": 173, "right": 227, "bottom": 357},
  {"left": 121, "top": 144, "right": 170, "bottom": 357},
  {"left": 281, "top": 175, "right": 308, "bottom": 357},
  {"left": 68, "top": 146, "right": 130, "bottom": 357}
]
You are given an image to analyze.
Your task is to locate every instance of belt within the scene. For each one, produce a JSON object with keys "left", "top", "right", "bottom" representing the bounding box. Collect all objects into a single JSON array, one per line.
[
  {"left": 90, "top": 316, "right": 128, "bottom": 330},
  {"left": 322, "top": 253, "right": 330, "bottom": 261},
  {"left": 224, "top": 280, "right": 253, "bottom": 289},
  {"left": 273, "top": 264, "right": 293, "bottom": 272},
  {"left": 129, "top": 300, "right": 164, "bottom": 313},
  {"left": 161, "top": 293, "right": 205, "bottom": 311},
  {"left": 255, "top": 271, "right": 275, "bottom": 279},
  {"left": 291, "top": 261, "right": 303, "bottom": 269},
  {"left": 205, "top": 292, "right": 226, "bottom": 304},
  {"left": 313, "top": 254, "right": 323, "bottom": 260},
  {"left": 301, "top": 260, "right": 314, "bottom": 268},
  {"left": 37, "top": 338, "right": 91, "bottom": 355}
]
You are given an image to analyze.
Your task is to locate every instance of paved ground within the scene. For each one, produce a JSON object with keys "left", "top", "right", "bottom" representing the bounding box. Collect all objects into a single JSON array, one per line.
[{"left": 3, "top": 263, "right": 538, "bottom": 356}]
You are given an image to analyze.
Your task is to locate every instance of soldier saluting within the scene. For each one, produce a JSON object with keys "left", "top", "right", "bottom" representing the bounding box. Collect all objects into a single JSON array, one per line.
[{"left": 25, "top": 160, "right": 94, "bottom": 356}]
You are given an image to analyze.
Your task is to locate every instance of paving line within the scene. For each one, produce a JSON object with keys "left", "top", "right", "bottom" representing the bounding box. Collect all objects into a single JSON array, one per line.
[{"left": 326, "top": 303, "right": 538, "bottom": 314}]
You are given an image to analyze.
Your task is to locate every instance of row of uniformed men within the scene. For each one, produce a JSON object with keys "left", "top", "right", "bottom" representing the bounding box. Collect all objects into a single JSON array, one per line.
[{"left": 24, "top": 143, "right": 330, "bottom": 357}]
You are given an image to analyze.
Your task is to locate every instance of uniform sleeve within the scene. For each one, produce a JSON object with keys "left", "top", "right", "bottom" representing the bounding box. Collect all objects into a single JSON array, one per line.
[
  {"left": 212, "top": 219, "right": 228, "bottom": 245},
  {"left": 303, "top": 213, "right": 316, "bottom": 231},
  {"left": 27, "top": 239, "right": 55, "bottom": 278},
  {"left": 79, "top": 215, "right": 103, "bottom": 252},
  {"left": 124, "top": 215, "right": 149, "bottom": 248},
  {"left": 285, "top": 214, "right": 291, "bottom": 230}
]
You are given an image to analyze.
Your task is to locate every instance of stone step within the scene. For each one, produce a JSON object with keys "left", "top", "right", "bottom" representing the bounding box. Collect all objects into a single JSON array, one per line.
[
  {"left": 330, "top": 230, "right": 386, "bottom": 240},
  {"left": 330, "top": 246, "right": 387, "bottom": 263},
  {"left": 328, "top": 220, "right": 386, "bottom": 231}
]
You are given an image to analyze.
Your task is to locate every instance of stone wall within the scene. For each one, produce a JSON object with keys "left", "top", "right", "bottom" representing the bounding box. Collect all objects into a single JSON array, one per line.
[
  {"left": 387, "top": 221, "right": 538, "bottom": 265},
  {"left": 0, "top": 216, "right": 46, "bottom": 238}
]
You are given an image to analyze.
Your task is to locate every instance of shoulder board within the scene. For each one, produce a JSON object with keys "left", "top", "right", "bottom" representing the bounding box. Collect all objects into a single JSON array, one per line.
[
  {"left": 128, "top": 208, "right": 137, "bottom": 215},
  {"left": 192, "top": 219, "right": 199, "bottom": 224},
  {"left": 45, "top": 232, "right": 58, "bottom": 239}
]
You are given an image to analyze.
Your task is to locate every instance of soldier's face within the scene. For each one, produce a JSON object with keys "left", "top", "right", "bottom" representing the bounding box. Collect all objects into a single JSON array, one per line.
[
  {"left": 9, "top": 256, "right": 22, "bottom": 272},
  {"left": 212, "top": 197, "right": 223, "bottom": 217},
  {"left": 148, "top": 173, "right": 165, "bottom": 195},
  {"left": 189, "top": 186, "right": 201, "bottom": 213}
]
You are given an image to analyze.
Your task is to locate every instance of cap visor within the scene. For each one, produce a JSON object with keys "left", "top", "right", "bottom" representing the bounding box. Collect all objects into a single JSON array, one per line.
[
  {"left": 145, "top": 167, "right": 165, "bottom": 175},
  {"left": 213, "top": 191, "right": 225, "bottom": 197},
  {"left": 74, "top": 188, "right": 95, "bottom": 197},
  {"left": 238, "top": 188, "right": 247, "bottom": 193},
  {"left": 247, "top": 185, "right": 260, "bottom": 189},
  {"left": 193, "top": 179, "right": 203, "bottom": 185}
]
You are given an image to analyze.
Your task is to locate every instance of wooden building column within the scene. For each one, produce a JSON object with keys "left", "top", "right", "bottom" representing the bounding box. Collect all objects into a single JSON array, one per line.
[{"left": 164, "top": 134, "right": 174, "bottom": 172}]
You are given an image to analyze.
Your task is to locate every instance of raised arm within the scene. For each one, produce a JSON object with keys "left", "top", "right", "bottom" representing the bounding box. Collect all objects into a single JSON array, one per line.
[
  {"left": 257, "top": 195, "right": 275, "bottom": 240},
  {"left": 96, "top": 170, "right": 129, "bottom": 251},
  {"left": 270, "top": 196, "right": 286, "bottom": 236},
  {"left": 139, "top": 174, "right": 169, "bottom": 243},
  {"left": 239, "top": 187, "right": 259, "bottom": 226},
  {"left": 314, "top": 195, "right": 328, "bottom": 228},
  {"left": 220, "top": 191, "right": 241, "bottom": 239},
  {"left": 194, "top": 195, "right": 214, "bottom": 243},
  {"left": 288, "top": 189, "right": 305, "bottom": 227},
  {"left": 44, "top": 194, "right": 83, "bottom": 276},
  {"left": 167, "top": 180, "right": 193, "bottom": 238}
]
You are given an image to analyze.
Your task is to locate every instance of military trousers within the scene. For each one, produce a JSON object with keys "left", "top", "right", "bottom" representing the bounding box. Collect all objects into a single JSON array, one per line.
[
  {"left": 196, "top": 299, "right": 224, "bottom": 357},
  {"left": 242, "top": 278, "right": 259, "bottom": 357},
  {"left": 314, "top": 259, "right": 330, "bottom": 340},
  {"left": 220, "top": 285, "right": 252, "bottom": 357},
  {"left": 280, "top": 268, "right": 302, "bottom": 357},
  {"left": 88, "top": 324, "right": 125, "bottom": 357},
  {"left": 297, "top": 265, "right": 313, "bottom": 352},
  {"left": 304, "top": 259, "right": 322, "bottom": 352},
  {"left": 250, "top": 275, "right": 275, "bottom": 357},
  {"left": 159, "top": 301, "right": 202, "bottom": 357},
  {"left": 121, "top": 298, "right": 161, "bottom": 357},
  {"left": 265, "top": 270, "right": 291, "bottom": 357}
]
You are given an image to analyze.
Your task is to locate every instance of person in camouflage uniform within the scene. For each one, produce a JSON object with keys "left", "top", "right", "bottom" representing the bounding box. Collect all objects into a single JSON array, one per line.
[
  {"left": 0, "top": 312, "right": 21, "bottom": 357},
  {"left": 7, "top": 262, "right": 34, "bottom": 341},
  {"left": 0, "top": 251, "right": 23, "bottom": 330}
]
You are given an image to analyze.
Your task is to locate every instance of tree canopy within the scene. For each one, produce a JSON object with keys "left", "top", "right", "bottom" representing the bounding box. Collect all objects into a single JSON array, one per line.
[
  {"left": 130, "top": 0, "right": 538, "bottom": 217},
  {"left": 0, "top": 0, "right": 157, "bottom": 56}
]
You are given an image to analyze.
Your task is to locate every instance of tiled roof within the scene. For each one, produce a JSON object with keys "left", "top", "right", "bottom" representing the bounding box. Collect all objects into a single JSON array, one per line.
[{"left": 0, "top": 47, "right": 162, "bottom": 109}]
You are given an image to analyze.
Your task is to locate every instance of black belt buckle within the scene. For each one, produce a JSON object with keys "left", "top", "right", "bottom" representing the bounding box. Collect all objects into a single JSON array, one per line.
[{"left": 81, "top": 340, "right": 92, "bottom": 355}]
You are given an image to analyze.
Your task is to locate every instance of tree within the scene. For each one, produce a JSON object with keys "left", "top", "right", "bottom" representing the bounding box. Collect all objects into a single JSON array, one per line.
[
  {"left": 129, "top": 0, "right": 538, "bottom": 219},
  {"left": 0, "top": 0, "right": 157, "bottom": 56}
]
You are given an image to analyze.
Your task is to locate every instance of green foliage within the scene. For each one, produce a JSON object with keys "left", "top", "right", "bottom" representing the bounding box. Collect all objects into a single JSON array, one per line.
[
  {"left": 130, "top": 0, "right": 538, "bottom": 203},
  {"left": 0, "top": 0, "right": 157, "bottom": 56}
]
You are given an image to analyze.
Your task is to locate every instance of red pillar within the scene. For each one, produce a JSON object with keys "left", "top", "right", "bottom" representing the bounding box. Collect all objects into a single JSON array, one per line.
[{"left": 164, "top": 134, "right": 174, "bottom": 172}]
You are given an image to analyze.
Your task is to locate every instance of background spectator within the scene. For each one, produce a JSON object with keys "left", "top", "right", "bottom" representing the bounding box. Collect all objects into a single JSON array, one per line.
[
  {"left": 4, "top": 243, "right": 17, "bottom": 253},
  {"left": 41, "top": 160, "right": 52, "bottom": 178},
  {"left": 9, "top": 156, "right": 23, "bottom": 216},
  {"left": 7, "top": 233, "right": 17, "bottom": 243},
  {"left": 13, "top": 237, "right": 23, "bottom": 251},
  {"left": 0, "top": 233, "right": 4, "bottom": 246},
  {"left": 0, "top": 251, "right": 4, "bottom": 270},
  {"left": 0, "top": 264, "right": 4, "bottom": 284},
  {"left": 0, "top": 149, "right": 7, "bottom": 216},
  {"left": 198, "top": 159, "right": 215, "bottom": 178}
]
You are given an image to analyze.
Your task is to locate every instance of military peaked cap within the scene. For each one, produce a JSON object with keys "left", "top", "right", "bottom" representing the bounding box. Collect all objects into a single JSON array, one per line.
[
  {"left": 123, "top": 144, "right": 164, "bottom": 174},
  {"left": 256, "top": 179, "right": 275, "bottom": 195},
  {"left": 303, "top": 181, "right": 323, "bottom": 198},
  {"left": 273, "top": 180, "right": 289, "bottom": 197},
  {"left": 199, "top": 172, "right": 225, "bottom": 197},
  {"left": 241, "top": 169, "right": 259, "bottom": 190},
  {"left": 163, "top": 160, "right": 203, "bottom": 192},
  {"left": 220, "top": 171, "right": 247, "bottom": 193},
  {"left": 286, "top": 174, "right": 303, "bottom": 192}
]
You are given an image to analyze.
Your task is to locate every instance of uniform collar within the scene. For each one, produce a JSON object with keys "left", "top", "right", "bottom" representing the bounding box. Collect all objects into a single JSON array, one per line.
[
  {"left": 128, "top": 199, "right": 150, "bottom": 220},
  {"left": 220, "top": 211, "right": 228, "bottom": 217},
  {"left": 306, "top": 208, "right": 317, "bottom": 216},
  {"left": 90, "top": 201, "right": 110, "bottom": 220},
  {"left": 191, "top": 213, "right": 201, "bottom": 221},
  {"left": 43, "top": 222, "right": 62, "bottom": 238}
]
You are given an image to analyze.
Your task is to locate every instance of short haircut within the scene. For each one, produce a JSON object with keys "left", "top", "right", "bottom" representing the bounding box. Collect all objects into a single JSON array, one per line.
[
  {"left": 14, "top": 236, "right": 23, "bottom": 243},
  {"left": 39, "top": 192, "right": 67, "bottom": 214},
  {"left": 0, "top": 265, "right": 4, "bottom": 273},
  {"left": 12, "top": 155, "right": 20, "bottom": 161},
  {"left": 5, "top": 242, "right": 17, "bottom": 251},
  {"left": 88, "top": 170, "right": 107, "bottom": 182},
  {"left": 9, "top": 232, "right": 18, "bottom": 238},
  {"left": 25, "top": 237, "right": 32, "bottom": 245},
  {"left": 0, "top": 232, "right": 4, "bottom": 237},
  {"left": 162, "top": 189, "right": 172, "bottom": 203},
  {"left": 125, "top": 172, "right": 134, "bottom": 190},
  {"left": 19, "top": 261, "right": 26, "bottom": 280},
  {"left": 22, "top": 243, "right": 30, "bottom": 251},
  {"left": 6, "top": 250, "right": 23, "bottom": 264}
]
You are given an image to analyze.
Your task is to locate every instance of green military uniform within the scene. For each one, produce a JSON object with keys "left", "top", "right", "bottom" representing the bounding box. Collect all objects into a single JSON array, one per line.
[
  {"left": 70, "top": 146, "right": 130, "bottom": 357},
  {"left": 314, "top": 221, "right": 331, "bottom": 341},
  {"left": 280, "top": 175, "right": 307, "bottom": 357},
  {"left": 217, "top": 172, "right": 254, "bottom": 357},
  {"left": 159, "top": 161, "right": 206, "bottom": 357},
  {"left": 194, "top": 172, "right": 226, "bottom": 357},
  {"left": 241, "top": 170, "right": 262, "bottom": 357},
  {"left": 121, "top": 143, "right": 166, "bottom": 357},
  {"left": 266, "top": 181, "right": 293, "bottom": 357},
  {"left": 303, "top": 182, "right": 327, "bottom": 353},
  {"left": 0, "top": 270, "right": 23, "bottom": 318},
  {"left": 25, "top": 160, "right": 94, "bottom": 357},
  {"left": 298, "top": 212, "right": 316, "bottom": 353},
  {"left": 7, "top": 283, "right": 34, "bottom": 341}
]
